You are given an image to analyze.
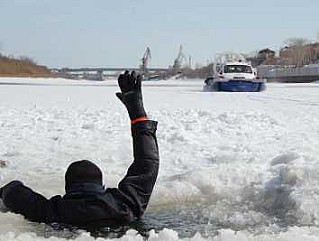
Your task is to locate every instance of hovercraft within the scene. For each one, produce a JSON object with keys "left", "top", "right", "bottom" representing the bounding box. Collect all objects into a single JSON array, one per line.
[{"left": 204, "top": 52, "right": 266, "bottom": 92}]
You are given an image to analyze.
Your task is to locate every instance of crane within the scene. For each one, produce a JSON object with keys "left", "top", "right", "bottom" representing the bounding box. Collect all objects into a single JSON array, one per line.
[
  {"left": 173, "top": 45, "right": 187, "bottom": 72},
  {"left": 140, "top": 47, "right": 151, "bottom": 74}
]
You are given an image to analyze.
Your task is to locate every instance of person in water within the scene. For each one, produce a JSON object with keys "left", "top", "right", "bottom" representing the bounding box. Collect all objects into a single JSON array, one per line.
[{"left": 0, "top": 71, "right": 159, "bottom": 227}]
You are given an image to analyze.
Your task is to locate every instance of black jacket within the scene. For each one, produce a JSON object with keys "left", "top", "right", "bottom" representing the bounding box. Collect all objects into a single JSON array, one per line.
[{"left": 0, "top": 120, "right": 159, "bottom": 226}]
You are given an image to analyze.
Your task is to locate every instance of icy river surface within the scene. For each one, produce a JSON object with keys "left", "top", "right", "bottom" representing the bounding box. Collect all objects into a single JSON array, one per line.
[{"left": 0, "top": 77, "right": 319, "bottom": 240}]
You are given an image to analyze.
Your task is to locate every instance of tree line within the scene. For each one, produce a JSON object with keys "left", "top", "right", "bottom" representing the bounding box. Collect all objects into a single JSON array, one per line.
[{"left": 0, "top": 54, "right": 51, "bottom": 77}]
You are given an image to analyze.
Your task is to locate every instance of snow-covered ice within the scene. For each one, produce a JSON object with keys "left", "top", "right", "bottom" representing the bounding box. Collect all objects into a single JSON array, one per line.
[{"left": 0, "top": 77, "right": 319, "bottom": 240}]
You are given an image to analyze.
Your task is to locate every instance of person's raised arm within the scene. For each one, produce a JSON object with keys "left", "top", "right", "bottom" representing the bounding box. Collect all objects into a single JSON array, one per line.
[{"left": 115, "top": 71, "right": 159, "bottom": 219}]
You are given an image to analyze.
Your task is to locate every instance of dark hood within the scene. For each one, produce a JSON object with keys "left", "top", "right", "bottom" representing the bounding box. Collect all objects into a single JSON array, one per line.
[{"left": 65, "top": 160, "right": 103, "bottom": 192}]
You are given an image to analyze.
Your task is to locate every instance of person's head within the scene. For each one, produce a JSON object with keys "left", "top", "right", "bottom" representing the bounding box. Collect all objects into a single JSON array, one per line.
[{"left": 65, "top": 160, "right": 103, "bottom": 192}]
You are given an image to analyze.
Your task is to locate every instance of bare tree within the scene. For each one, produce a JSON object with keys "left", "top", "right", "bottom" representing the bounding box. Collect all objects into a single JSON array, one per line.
[
  {"left": 283, "top": 38, "right": 311, "bottom": 66},
  {"left": 284, "top": 37, "right": 309, "bottom": 47},
  {"left": 19, "top": 56, "right": 37, "bottom": 65}
]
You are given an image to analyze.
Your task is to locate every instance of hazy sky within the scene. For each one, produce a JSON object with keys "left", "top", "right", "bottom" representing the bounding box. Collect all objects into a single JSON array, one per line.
[{"left": 1, "top": 0, "right": 319, "bottom": 68}]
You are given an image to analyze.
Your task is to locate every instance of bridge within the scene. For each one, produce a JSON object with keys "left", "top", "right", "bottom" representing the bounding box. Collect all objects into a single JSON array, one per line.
[
  {"left": 257, "top": 65, "right": 319, "bottom": 83},
  {"left": 52, "top": 67, "right": 170, "bottom": 80},
  {"left": 55, "top": 67, "right": 168, "bottom": 73}
]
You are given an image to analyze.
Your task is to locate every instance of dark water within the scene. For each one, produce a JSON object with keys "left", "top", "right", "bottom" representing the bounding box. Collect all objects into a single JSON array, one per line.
[{"left": 30, "top": 193, "right": 303, "bottom": 240}]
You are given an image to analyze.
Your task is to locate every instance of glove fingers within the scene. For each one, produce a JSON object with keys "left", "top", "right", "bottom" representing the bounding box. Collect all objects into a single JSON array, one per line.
[
  {"left": 130, "top": 71, "right": 136, "bottom": 80},
  {"left": 118, "top": 70, "right": 142, "bottom": 94},
  {"left": 118, "top": 71, "right": 131, "bottom": 93},
  {"left": 129, "top": 71, "right": 136, "bottom": 89},
  {"left": 118, "top": 74, "right": 126, "bottom": 90}
]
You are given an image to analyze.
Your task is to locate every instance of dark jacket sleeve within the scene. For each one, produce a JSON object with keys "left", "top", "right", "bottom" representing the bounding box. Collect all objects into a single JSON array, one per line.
[
  {"left": 116, "top": 120, "right": 159, "bottom": 218},
  {"left": 0, "top": 180, "right": 60, "bottom": 223}
]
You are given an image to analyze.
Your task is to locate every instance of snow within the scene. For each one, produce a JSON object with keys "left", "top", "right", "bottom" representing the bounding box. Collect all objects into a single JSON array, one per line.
[{"left": 0, "top": 77, "right": 319, "bottom": 240}]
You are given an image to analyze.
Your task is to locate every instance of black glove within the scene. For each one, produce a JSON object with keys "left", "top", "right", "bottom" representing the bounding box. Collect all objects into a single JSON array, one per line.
[
  {"left": 0, "top": 181, "right": 23, "bottom": 200},
  {"left": 116, "top": 71, "right": 147, "bottom": 121}
]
